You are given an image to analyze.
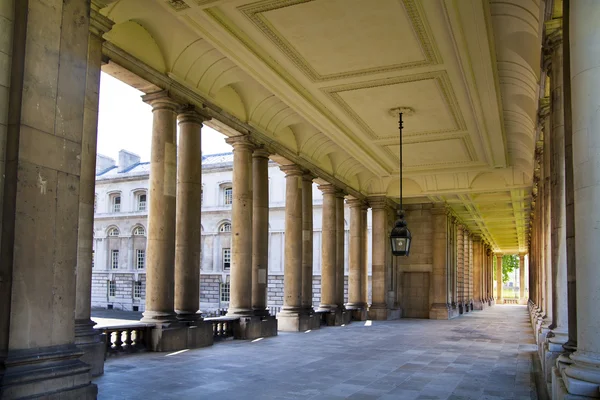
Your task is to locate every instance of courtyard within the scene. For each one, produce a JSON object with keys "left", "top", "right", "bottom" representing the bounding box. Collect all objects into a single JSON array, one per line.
[{"left": 96, "top": 306, "right": 539, "bottom": 400}]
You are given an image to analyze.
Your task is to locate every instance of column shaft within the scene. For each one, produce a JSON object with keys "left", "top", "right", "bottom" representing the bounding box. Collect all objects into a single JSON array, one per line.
[
  {"left": 430, "top": 206, "right": 450, "bottom": 319},
  {"left": 318, "top": 185, "right": 337, "bottom": 310},
  {"left": 174, "top": 110, "right": 204, "bottom": 320},
  {"left": 0, "top": 1, "right": 96, "bottom": 396},
  {"left": 496, "top": 255, "right": 503, "bottom": 302},
  {"left": 347, "top": 199, "right": 364, "bottom": 308},
  {"left": 301, "top": 174, "right": 314, "bottom": 312},
  {"left": 369, "top": 197, "right": 388, "bottom": 309},
  {"left": 361, "top": 204, "right": 369, "bottom": 305},
  {"left": 226, "top": 136, "right": 254, "bottom": 316},
  {"left": 335, "top": 191, "right": 345, "bottom": 308},
  {"left": 457, "top": 226, "right": 465, "bottom": 308},
  {"left": 141, "top": 92, "right": 179, "bottom": 323},
  {"left": 519, "top": 255, "right": 526, "bottom": 302},
  {"left": 562, "top": 2, "right": 600, "bottom": 395},
  {"left": 74, "top": 10, "right": 112, "bottom": 377},
  {"left": 252, "top": 149, "right": 270, "bottom": 315},
  {"left": 280, "top": 165, "right": 303, "bottom": 313}
]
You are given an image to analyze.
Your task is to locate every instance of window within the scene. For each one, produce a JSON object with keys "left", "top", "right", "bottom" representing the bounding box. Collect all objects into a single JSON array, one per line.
[
  {"left": 111, "top": 249, "right": 119, "bottom": 269},
  {"left": 111, "top": 195, "right": 121, "bottom": 212},
  {"left": 201, "top": 189, "right": 203, "bottom": 207},
  {"left": 222, "top": 248, "right": 231, "bottom": 270},
  {"left": 94, "top": 195, "right": 97, "bottom": 213},
  {"left": 219, "top": 223, "right": 231, "bottom": 233},
  {"left": 224, "top": 187, "right": 232, "bottom": 205},
  {"left": 108, "top": 227, "right": 119, "bottom": 237},
  {"left": 133, "top": 226, "right": 145, "bottom": 236},
  {"left": 220, "top": 282, "right": 230, "bottom": 302},
  {"left": 108, "top": 280, "right": 116, "bottom": 297},
  {"left": 92, "top": 250, "right": 94, "bottom": 269},
  {"left": 133, "top": 281, "right": 142, "bottom": 298},
  {"left": 137, "top": 193, "right": 147, "bottom": 211},
  {"left": 136, "top": 249, "right": 145, "bottom": 269}
]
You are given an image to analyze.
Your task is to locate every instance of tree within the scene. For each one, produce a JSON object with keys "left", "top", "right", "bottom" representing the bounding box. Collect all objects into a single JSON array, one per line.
[{"left": 501, "top": 254, "right": 519, "bottom": 283}]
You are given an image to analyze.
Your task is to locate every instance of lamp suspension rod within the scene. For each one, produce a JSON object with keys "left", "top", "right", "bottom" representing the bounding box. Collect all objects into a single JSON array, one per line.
[{"left": 399, "top": 112, "right": 403, "bottom": 212}]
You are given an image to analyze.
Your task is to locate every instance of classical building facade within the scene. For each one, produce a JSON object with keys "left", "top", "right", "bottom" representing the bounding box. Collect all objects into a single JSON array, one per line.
[
  {"left": 1, "top": 1, "right": 597, "bottom": 399},
  {"left": 92, "top": 149, "right": 362, "bottom": 312}
]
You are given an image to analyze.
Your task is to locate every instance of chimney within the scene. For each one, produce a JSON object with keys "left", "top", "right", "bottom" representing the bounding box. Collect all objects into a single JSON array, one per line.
[
  {"left": 96, "top": 154, "right": 116, "bottom": 174},
  {"left": 118, "top": 150, "right": 141, "bottom": 172}
]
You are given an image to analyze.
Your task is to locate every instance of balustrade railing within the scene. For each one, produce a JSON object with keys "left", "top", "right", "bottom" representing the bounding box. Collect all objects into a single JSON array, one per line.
[
  {"left": 102, "top": 324, "right": 151, "bottom": 356},
  {"left": 204, "top": 317, "right": 236, "bottom": 341}
]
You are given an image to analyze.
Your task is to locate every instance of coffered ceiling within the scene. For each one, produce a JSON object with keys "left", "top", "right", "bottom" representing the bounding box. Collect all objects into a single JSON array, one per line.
[{"left": 98, "top": 0, "right": 544, "bottom": 253}]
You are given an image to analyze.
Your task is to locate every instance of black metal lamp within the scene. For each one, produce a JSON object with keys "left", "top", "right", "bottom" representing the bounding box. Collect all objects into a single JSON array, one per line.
[{"left": 390, "top": 111, "right": 412, "bottom": 256}]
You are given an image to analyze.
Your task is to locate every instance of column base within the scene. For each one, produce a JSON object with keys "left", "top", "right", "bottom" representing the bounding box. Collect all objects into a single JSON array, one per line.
[
  {"left": 276, "top": 312, "right": 320, "bottom": 332},
  {"left": 346, "top": 304, "right": 368, "bottom": 321},
  {"left": 519, "top": 297, "right": 528, "bottom": 305},
  {"left": 429, "top": 303, "right": 453, "bottom": 320},
  {"left": 147, "top": 321, "right": 214, "bottom": 352},
  {"left": 0, "top": 344, "right": 96, "bottom": 399},
  {"left": 368, "top": 306, "right": 401, "bottom": 321},
  {"left": 175, "top": 311, "right": 203, "bottom": 322},
  {"left": 473, "top": 299, "right": 487, "bottom": 310},
  {"left": 140, "top": 310, "right": 178, "bottom": 324},
  {"left": 544, "top": 334, "right": 569, "bottom": 385},
  {"left": 252, "top": 307, "right": 271, "bottom": 317},
  {"left": 233, "top": 315, "right": 278, "bottom": 339},
  {"left": 560, "top": 352, "right": 600, "bottom": 398},
  {"left": 74, "top": 319, "right": 105, "bottom": 377}
]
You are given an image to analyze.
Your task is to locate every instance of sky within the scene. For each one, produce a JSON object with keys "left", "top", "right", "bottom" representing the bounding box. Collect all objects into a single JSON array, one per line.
[{"left": 97, "top": 72, "right": 232, "bottom": 163}]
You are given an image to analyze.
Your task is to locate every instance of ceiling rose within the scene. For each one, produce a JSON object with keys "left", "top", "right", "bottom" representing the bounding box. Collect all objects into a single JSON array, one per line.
[{"left": 389, "top": 107, "right": 415, "bottom": 117}]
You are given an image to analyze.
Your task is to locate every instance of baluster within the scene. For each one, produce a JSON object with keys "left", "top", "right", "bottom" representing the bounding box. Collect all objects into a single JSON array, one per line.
[
  {"left": 114, "top": 329, "right": 123, "bottom": 351},
  {"left": 105, "top": 331, "right": 112, "bottom": 354},
  {"left": 124, "top": 329, "right": 133, "bottom": 351}
]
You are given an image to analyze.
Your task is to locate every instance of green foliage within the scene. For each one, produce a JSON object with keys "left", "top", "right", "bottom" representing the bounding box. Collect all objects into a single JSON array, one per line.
[
  {"left": 501, "top": 254, "right": 519, "bottom": 283},
  {"left": 492, "top": 254, "right": 520, "bottom": 283}
]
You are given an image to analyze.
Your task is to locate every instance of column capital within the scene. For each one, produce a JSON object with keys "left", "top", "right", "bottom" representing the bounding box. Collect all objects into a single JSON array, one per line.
[
  {"left": 225, "top": 135, "right": 255, "bottom": 151},
  {"left": 457, "top": 224, "right": 465, "bottom": 231},
  {"left": 90, "top": 9, "right": 114, "bottom": 39},
  {"left": 302, "top": 172, "right": 316, "bottom": 182},
  {"left": 367, "top": 196, "right": 387, "bottom": 209},
  {"left": 177, "top": 106, "right": 210, "bottom": 125},
  {"left": 279, "top": 164, "right": 304, "bottom": 177},
  {"left": 346, "top": 198, "right": 363, "bottom": 208},
  {"left": 142, "top": 91, "right": 180, "bottom": 111},
  {"left": 252, "top": 146, "right": 271, "bottom": 159},
  {"left": 431, "top": 204, "right": 449, "bottom": 216},
  {"left": 318, "top": 183, "right": 338, "bottom": 195},
  {"left": 334, "top": 189, "right": 346, "bottom": 199}
]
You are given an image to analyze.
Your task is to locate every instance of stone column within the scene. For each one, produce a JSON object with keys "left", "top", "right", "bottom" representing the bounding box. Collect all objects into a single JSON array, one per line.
[
  {"left": 368, "top": 197, "right": 390, "bottom": 320},
  {"left": 277, "top": 165, "right": 304, "bottom": 330},
  {"left": 74, "top": 8, "right": 112, "bottom": 378},
  {"left": 174, "top": 108, "right": 205, "bottom": 321},
  {"left": 496, "top": 254, "right": 503, "bottom": 303},
  {"left": 561, "top": 2, "right": 600, "bottom": 395},
  {"left": 468, "top": 235, "right": 474, "bottom": 309},
  {"left": 225, "top": 136, "right": 254, "bottom": 316},
  {"left": 301, "top": 173, "right": 315, "bottom": 313},
  {"left": 318, "top": 184, "right": 338, "bottom": 311},
  {"left": 347, "top": 199, "right": 366, "bottom": 314},
  {"left": 519, "top": 254, "right": 526, "bottom": 303},
  {"left": 430, "top": 206, "right": 451, "bottom": 319},
  {"left": 456, "top": 225, "right": 465, "bottom": 312},
  {"left": 464, "top": 232, "right": 471, "bottom": 311},
  {"left": 472, "top": 239, "right": 484, "bottom": 309},
  {"left": 252, "top": 148, "right": 270, "bottom": 316},
  {"left": 141, "top": 91, "right": 179, "bottom": 324},
  {"left": 0, "top": 0, "right": 96, "bottom": 396},
  {"left": 335, "top": 190, "right": 346, "bottom": 310},
  {"left": 547, "top": 29, "right": 569, "bottom": 337},
  {"left": 361, "top": 203, "right": 369, "bottom": 306}
]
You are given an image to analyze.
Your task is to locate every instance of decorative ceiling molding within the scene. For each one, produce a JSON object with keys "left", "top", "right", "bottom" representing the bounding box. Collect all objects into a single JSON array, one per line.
[
  {"left": 238, "top": 0, "right": 441, "bottom": 82},
  {"left": 322, "top": 70, "right": 467, "bottom": 140}
]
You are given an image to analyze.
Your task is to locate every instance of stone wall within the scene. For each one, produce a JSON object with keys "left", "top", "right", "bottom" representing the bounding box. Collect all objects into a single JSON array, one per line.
[{"left": 398, "top": 203, "right": 434, "bottom": 317}]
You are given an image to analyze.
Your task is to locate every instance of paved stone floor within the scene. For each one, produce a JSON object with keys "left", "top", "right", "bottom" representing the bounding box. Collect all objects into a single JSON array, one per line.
[{"left": 95, "top": 305, "right": 539, "bottom": 400}]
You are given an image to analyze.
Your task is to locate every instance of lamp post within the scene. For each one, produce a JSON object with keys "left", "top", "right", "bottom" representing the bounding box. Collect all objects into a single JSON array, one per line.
[{"left": 390, "top": 111, "right": 412, "bottom": 256}]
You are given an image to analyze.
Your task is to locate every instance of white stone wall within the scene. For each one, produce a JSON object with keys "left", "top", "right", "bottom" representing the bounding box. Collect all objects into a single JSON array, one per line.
[{"left": 92, "top": 158, "right": 372, "bottom": 311}]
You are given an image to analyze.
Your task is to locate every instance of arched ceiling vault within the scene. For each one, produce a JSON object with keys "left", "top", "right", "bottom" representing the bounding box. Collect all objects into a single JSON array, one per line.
[{"left": 98, "top": 0, "right": 546, "bottom": 253}]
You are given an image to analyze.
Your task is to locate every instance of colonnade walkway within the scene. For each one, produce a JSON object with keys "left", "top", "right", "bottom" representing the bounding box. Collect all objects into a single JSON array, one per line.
[{"left": 96, "top": 306, "right": 539, "bottom": 400}]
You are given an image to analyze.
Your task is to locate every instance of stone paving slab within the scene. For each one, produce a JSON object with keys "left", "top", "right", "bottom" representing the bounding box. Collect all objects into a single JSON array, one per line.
[{"left": 95, "top": 305, "right": 538, "bottom": 400}]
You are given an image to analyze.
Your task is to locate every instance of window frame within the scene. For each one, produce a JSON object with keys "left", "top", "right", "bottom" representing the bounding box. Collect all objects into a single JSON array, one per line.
[
  {"left": 136, "top": 249, "right": 145, "bottom": 269},
  {"left": 111, "top": 194, "right": 121, "bottom": 213},
  {"left": 107, "top": 227, "right": 120, "bottom": 237},
  {"left": 219, "top": 222, "right": 232, "bottom": 233},
  {"left": 220, "top": 281, "right": 230, "bottom": 303},
  {"left": 224, "top": 187, "right": 233, "bottom": 205},
  {"left": 136, "top": 192, "right": 147, "bottom": 212},
  {"left": 133, "top": 226, "right": 145, "bottom": 236},
  {"left": 111, "top": 249, "right": 119, "bottom": 269},
  {"left": 222, "top": 248, "right": 231, "bottom": 270},
  {"left": 108, "top": 280, "right": 116, "bottom": 297},
  {"left": 133, "top": 281, "right": 142, "bottom": 299}
]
